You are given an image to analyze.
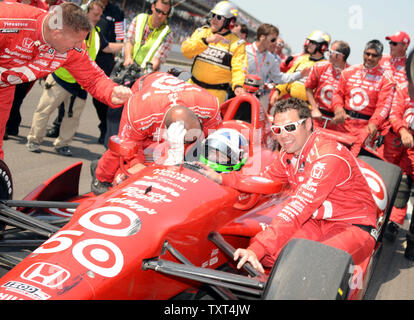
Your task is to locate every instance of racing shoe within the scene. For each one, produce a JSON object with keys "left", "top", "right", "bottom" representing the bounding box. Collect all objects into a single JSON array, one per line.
[
  {"left": 404, "top": 231, "right": 414, "bottom": 261},
  {"left": 384, "top": 221, "right": 400, "bottom": 242},
  {"left": 91, "top": 178, "right": 112, "bottom": 195}
]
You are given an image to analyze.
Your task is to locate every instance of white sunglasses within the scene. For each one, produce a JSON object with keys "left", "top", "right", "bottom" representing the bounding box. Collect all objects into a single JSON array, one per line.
[{"left": 271, "top": 119, "right": 307, "bottom": 135}]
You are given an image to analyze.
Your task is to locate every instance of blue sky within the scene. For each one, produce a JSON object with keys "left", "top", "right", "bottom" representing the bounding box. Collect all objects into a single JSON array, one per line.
[{"left": 234, "top": 0, "right": 414, "bottom": 65}]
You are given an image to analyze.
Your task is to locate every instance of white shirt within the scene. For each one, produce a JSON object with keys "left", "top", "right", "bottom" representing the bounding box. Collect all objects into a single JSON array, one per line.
[{"left": 246, "top": 42, "right": 301, "bottom": 87}]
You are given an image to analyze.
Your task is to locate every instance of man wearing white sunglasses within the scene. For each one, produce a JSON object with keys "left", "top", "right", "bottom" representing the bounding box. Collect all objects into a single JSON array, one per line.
[
  {"left": 305, "top": 41, "right": 350, "bottom": 129},
  {"left": 231, "top": 97, "right": 378, "bottom": 274}
]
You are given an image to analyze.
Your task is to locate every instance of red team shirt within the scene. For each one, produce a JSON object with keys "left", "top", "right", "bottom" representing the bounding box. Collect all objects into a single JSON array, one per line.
[
  {"left": 243, "top": 130, "right": 378, "bottom": 265},
  {"left": 305, "top": 61, "right": 349, "bottom": 129}
]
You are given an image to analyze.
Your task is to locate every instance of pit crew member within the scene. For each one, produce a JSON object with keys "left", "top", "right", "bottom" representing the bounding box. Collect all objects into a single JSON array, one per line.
[
  {"left": 305, "top": 40, "right": 350, "bottom": 129},
  {"left": 181, "top": 1, "right": 247, "bottom": 104},
  {"left": 382, "top": 82, "right": 414, "bottom": 259},
  {"left": 0, "top": 2, "right": 132, "bottom": 159},
  {"left": 91, "top": 72, "right": 222, "bottom": 195},
  {"left": 331, "top": 39, "right": 395, "bottom": 156},
  {"left": 381, "top": 31, "right": 411, "bottom": 240},
  {"left": 270, "top": 30, "right": 330, "bottom": 107}
]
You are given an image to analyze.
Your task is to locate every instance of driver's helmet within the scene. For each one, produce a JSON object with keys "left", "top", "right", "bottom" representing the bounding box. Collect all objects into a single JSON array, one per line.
[
  {"left": 200, "top": 128, "right": 248, "bottom": 172},
  {"left": 210, "top": 1, "right": 239, "bottom": 19},
  {"left": 243, "top": 74, "right": 261, "bottom": 93},
  {"left": 305, "top": 30, "right": 331, "bottom": 52}
]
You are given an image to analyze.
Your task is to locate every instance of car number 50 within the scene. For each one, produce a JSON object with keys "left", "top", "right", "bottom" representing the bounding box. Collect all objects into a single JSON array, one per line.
[{"left": 32, "top": 207, "right": 140, "bottom": 277}]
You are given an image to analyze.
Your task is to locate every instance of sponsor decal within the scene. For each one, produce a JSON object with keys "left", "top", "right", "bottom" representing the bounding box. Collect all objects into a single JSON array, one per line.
[
  {"left": 361, "top": 167, "right": 388, "bottom": 211},
  {"left": 22, "top": 38, "right": 34, "bottom": 49},
  {"left": 320, "top": 84, "right": 334, "bottom": 106},
  {"left": 350, "top": 87, "right": 370, "bottom": 111},
  {"left": 310, "top": 161, "right": 326, "bottom": 179},
  {"left": 2, "top": 281, "right": 50, "bottom": 300},
  {"left": 21, "top": 263, "right": 70, "bottom": 289},
  {"left": 1, "top": 29, "right": 19, "bottom": 34}
]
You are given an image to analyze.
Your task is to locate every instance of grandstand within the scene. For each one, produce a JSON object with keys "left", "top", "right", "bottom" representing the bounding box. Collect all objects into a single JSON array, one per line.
[{"left": 115, "top": 0, "right": 262, "bottom": 43}]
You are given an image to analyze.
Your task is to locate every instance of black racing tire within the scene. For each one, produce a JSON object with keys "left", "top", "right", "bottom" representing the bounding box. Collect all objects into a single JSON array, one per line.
[
  {"left": 0, "top": 159, "right": 13, "bottom": 201},
  {"left": 0, "top": 159, "right": 13, "bottom": 239},
  {"left": 262, "top": 238, "right": 353, "bottom": 300}
]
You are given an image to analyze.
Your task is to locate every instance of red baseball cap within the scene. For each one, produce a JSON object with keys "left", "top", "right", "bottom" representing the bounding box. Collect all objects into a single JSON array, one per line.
[{"left": 386, "top": 31, "right": 411, "bottom": 45}]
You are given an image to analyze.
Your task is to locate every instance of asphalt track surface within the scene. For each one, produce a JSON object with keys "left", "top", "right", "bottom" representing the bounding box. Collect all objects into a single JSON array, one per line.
[{"left": 2, "top": 55, "right": 414, "bottom": 300}]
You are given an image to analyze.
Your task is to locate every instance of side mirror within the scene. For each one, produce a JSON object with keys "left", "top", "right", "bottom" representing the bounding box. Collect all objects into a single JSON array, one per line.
[{"left": 108, "top": 135, "right": 138, "bottom": 159}]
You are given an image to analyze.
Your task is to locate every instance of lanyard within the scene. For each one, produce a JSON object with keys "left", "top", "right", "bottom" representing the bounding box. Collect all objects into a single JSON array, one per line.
[{"left": 250, "top": 43, "right": 266, "bottom": 76}]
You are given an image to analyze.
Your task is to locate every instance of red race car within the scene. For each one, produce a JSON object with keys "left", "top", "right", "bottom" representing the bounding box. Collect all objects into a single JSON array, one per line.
[{"left": 0, "top": 93, "right": 402, "bottom": 300}]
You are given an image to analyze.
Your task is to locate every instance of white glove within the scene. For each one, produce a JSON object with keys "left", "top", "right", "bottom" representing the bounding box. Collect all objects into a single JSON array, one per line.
[{"left": 163, "top": 121, "right": 187, "bottom": 165}]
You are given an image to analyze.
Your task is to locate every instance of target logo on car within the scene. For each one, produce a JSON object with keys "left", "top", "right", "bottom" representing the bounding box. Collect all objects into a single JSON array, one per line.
[
  {"left": 32, "top": 207, "right": 142, "bottom": 278},
  {"left": 361, "top": 167, "right": 388, "bottom": 211}
]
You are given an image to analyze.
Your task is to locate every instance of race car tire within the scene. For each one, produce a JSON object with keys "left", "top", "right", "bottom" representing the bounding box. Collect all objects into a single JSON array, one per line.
[
  {"left": 358, "top": 155, "right": 402, "bottom": 242},
  {"left": 0, "top": 159, "right": 13, "bottom": 239},
  {"left": 0, "top": 159, "right": 13, "bottom": 201},
  {"left": 262, "top": 238, "right": 353, "bottom": 300}
]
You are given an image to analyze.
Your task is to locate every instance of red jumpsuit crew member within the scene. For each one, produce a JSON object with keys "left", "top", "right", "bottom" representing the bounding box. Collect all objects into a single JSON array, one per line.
[
  {"left": 384, "top": 82, "right": 414, "bottom": 260},
  {"left": 0, "top": 2, "right": 132, "bottom": 159},
  {"left": 381, "top": 31, "right": 412, "bottom": 238},
  {"left": 92, "top": 72, "right": 223, "bottom": 194},
  {"left": 331, "top": 40, "right": 395, "bottom": 157},
  {"left": 305, "top": 40, "right": 350, "bottom": 129}
]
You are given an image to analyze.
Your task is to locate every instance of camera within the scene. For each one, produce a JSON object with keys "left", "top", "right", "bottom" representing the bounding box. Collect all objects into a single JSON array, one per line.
[{"left": 110, "top": 60, "right": 149, "bottom": 88}]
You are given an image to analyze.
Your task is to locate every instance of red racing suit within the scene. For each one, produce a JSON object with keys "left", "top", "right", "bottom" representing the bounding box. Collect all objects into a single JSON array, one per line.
[
  {"left": 225, "top": 130, "right": 378, "bottom": 266},
  {"left": 380, "top": 55, "right": 410, "bottom": 224},
  {"left": 96, "top": 72, "right": 222, "bottom": 183},
  {"left": 380, "top": 54, "right": 407, "bottom": 85},
  {"left": 305, "top": 61, "right": 348, "bottom": 129},
  {"left": 383, "top": 77, "right": 412, "bottom": 177},
  {"left": 331, "top": 63, "right": 395, "bottom": 156},
  {"left": 384, "top": 82, "right": 414, "bottom": 224},
  {"left": 0, "top": 2, "right": 119, "bottom": 159},
  {"left": 5, "top": 0, "right": 48, "bottom": 10}
]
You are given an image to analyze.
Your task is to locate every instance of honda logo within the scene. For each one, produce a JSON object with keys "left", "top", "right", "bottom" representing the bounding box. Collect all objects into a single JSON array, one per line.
[
  {"left": 21, "top": 263, "right": 70, "bottom": 289},
  {"left": 22, "top": 38, "right": 34, "bottom": 49}
]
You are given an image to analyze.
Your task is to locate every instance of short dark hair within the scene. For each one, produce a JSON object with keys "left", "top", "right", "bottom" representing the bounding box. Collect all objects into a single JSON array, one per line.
[
  {"left": 365, "top": 39, "right": 384, "bottom": 56},
  {"left": 273, "top": 97, "right": 312, "bottom": 120},
  {"left": 238, "top": 23, "right": 248, "bottom": 38},
  {"left": 54, "top": 2, "right": 92, "bottom": 33},
  {"left": 332, "top": 40, "right": 351, "bottom": 61},
  {"left": 256, "top": 23, "right": 279, "bottom": 41},
  {"left": 154, "top": 0, "right": 172, "bottom": 9}
]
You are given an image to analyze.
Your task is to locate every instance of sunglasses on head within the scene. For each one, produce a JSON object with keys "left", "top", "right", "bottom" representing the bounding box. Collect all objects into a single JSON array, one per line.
[
  {"left": 154, "top": 7, "right": 169, "bottom": 16},
  {"left": 211, "top": 13, "right": 224, "bottom": 21},
  {"left": 271, "top": 119, "right": 307, "bottom": 135},
  {"left": 364, "top": 51, "right": 380, "bottom": 58}
]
